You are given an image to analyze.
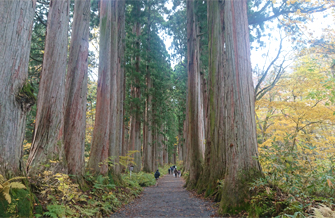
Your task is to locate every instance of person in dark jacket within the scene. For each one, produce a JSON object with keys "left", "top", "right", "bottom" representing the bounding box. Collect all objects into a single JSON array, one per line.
[{"left": 154, "top": 170, "right": 160, "bottom": 180}]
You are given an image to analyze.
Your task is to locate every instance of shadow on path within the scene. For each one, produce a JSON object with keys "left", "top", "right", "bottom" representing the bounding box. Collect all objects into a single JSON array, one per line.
[{"left": 112, "top": 173, "right": 216, "bottom": 217}]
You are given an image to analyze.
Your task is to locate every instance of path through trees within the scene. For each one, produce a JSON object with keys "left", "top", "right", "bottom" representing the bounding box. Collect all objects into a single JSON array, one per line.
[{"left": 112, "top": 173, "right": 216, "bottom": 217}]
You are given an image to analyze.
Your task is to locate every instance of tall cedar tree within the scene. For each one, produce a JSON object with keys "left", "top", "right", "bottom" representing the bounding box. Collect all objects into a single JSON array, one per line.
[
  {"left": 108, "top": 0, "right": 125, "bottom": 178},
  {"left": 0, "top": 0, "right": 36, "bottom": 178},
  {"left": 88, "top": 0, "right": 112, "bottom": 175},
  {"left": 196, "top": 0, "right": 226, "bottom": 198},
  {"left": 128, "top": 0, "right": 142, "bottom": 173},
  {"left": 220, "top": 0, "right": 262, "bottom": 212},
  {"left": 64, "top": 0, "right": 90, "bottom": 177},
  {"left": 27, "top": 0, "right": 69, "bottom": 175},
  {"left": 143, "top": 0, "right": 153, "bottom": 173},
  {"left": 186, "top": 0, "right": 205, "bottom": 188}
]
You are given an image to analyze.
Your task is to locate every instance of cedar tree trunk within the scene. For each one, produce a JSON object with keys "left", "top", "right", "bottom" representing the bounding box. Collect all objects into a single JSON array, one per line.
[
  {"left": 27, "top": 0, "right": 69, "bottom": 175},
  {"left": 186, "top": 0, "right": 203, "bottom": 188},
  {"left": 88, "top": 0, "right": 112, "bottom": 175},
  {"left": 221, "top": 0, "right": 262, "bottom": 212},
  {"left": 0, "top": 0, "right": 36, "bottom": 178},
  {"left": 64, "top": 0, "right": 90, "bottom": 177}
]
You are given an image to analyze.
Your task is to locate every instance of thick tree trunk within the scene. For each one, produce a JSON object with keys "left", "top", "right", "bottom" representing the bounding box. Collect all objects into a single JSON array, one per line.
[
  {"left": 0, "top": 0, "right": 36, "bottom": 178},
  {"left": 64, "top": 0, "right": 90, "bottom": 177},
  {"left": 196, "top": 0, "right": 226, "bottom": 197},
  {"left": 163, "top": 133, "right": 168, "bottom": 164},
  {"left": 178, "top": 136, "right": 183, "bottom": 161},
  {"left": 108, "top": 0, "right": 122, "bottom": 176},
  {"left": 220, "top": 0, "right": 262, "bottom": 212},
  {"left": 117, "top": 0, "right": 126, "bottom": 175},
  {"left": 88, "top": 0, "right": 112, "bottom": 175},
  {"left": 27, "top": 0, "right": 69, "bottom": 175},
  {"left": 108, "top": 0, "right": 125, "bottom": 178},
  {"left": 182, "top": 118, "right": 188, "bottom": 169},
  {"left": 143, "top": 2, "right": 153, "bottom": 172},
  {"left": 152, "top": 122, "right": 157, "bottom": 171},
  {"left": 143, "top": 74, "right": 153, "bottom": 172},
  {"left": 186, "top": 0, "right": 203, "bottom": 188},
  {"left": 128, "top": 2, "right": 142, "bottom": 172},
  {"left": 159, "top": 125, "right": 164, "bottom": 166}
]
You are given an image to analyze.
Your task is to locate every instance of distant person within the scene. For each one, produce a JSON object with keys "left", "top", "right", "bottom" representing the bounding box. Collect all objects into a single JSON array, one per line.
[
  {"left": 154, "top": 169, "right": 160, "bottom": 186},
  {"left": 170, "top": 166, "right": 174, "bottom": 175},
  {"left": 168, "top": 168, "right": 171, "bottom": 174},
  {"left": 174, "top": 168, "right": 178, "bottom": 178},
  {"left": 177, "top": 170, "right": 181, "bottom": 177}
]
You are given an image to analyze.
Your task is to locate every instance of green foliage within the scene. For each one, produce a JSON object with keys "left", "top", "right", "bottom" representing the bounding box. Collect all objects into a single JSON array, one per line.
[
  {"left": 0, "top": 174, "right": 26, "bottom": 204},
  {"left": 43, "top": 204, "right": 66, "bottom": 218},
  {"left": 36, "top": 170, "right": 145, "bottom": 217},
  {"left": 248, "top": 136, "right": 335, "bottom": 217},
  {"left": 123, "top": 171, "right": 156, "bottom": 187},
  {"left": 0, "top": 188, "right": 35, "bottom": 218}
]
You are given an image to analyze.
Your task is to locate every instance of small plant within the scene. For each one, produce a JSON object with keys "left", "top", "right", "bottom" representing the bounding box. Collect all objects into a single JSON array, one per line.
[
  {"left": 0, "top": 174, "right": 26, "bottom": 203},
  {"left": 43, "top": 204, "right": 66, "bottom": 218},
  {"left": 312, "top": 204, "right": 335, "bottom": 218}
]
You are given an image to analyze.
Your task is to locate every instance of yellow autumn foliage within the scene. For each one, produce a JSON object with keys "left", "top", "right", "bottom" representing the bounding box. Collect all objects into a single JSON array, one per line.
[{"left": 256, "top": 54, "right": 335, "bottom": 173}]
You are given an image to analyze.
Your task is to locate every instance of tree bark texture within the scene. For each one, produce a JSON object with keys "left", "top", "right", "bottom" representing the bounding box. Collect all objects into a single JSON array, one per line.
[
  {"left": 107, "top": 0, "right": 125, "bottom": 177},
  {"left": 163, "top": 133, "right": 168, "bottom": 164},
  {"left": 27, "top": 0, "right": 69, "bottom": 175},
  {"left": 0, "top": 0, "right": 36, "bottom": 178},
  {"left": 143, "top": 2, "right": 153, "bottom": 172},
  {"left": 64, "top": 0, "right": 90, "bottom": 177},
  {"left": 221, "top": 0, "right": 262, "bottom": 212},
  {"left": 196, "top": 0, "right": 226, "bottom": 195},
  {"left": 117, "top": 0, "right": 126, "bottom": 175},
  {"left": 133, "top": 14, "right": 142, "bottom": 172},
  {"left": 158, "top": 125, "right": 164, "bottom": 166},
  {"left": 88, "top": 0, "right": 112, "bottom": 175},
  {"left": 178, "top": 136, "right": 183, "bottom": 161},
  {"left": 186, "top": 0, "right": 203, "bottom": 187},
  {"left": 128, "top": 1, "right": 142, "bottom": 172},
  {"left": 108, "top": 0, "right": 120, "bottom": 175},
  {"left": 182, "top": 119, "right": 188, "bottom": 168}
]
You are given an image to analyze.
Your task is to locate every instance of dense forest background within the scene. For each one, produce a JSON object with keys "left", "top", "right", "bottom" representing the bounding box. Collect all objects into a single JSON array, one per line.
[{"left": 1, "top": 0, "right": 335, "bottom": 217}]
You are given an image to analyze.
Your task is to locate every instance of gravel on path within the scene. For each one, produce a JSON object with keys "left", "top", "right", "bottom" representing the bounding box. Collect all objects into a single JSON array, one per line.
[{"left": 112, "top": 173, "right": 216, "bottom": 217}]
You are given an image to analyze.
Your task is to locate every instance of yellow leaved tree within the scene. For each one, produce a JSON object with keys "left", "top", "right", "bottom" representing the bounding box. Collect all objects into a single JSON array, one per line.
[{"left": 256, "top": 54, "right": 335, "bottom": 176}]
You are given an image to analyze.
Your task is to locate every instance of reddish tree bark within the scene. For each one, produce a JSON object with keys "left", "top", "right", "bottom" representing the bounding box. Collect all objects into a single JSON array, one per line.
[
  {"left": 128, "top": 14, "right": 142, "bottom": 171},
  {"left": 27, "top": 0, "right": 69, "bottom": 175},
  {"left": 186, "top": 0, "right": 204, "bottom": 187},
  {"left": 220, "top": 0, "right": 262, "bottom": 212},
  {"left": 108, "top": 0, "right": 125, "bottom": 178},
  {"left": 88, "top": 0, "right": 112, "bottom": 175},
  {"left": 0, "top": 0, "right": 36, "bottom": 178},
  {"left": 196, "top": 0, "right": 226, "bottom": 196},
  {"left": 64, "top": 0, "right": 90, "bottom": 177},
  {"left": 143, "top": 1, "right": 153, "bottom": 172},
  {"left": 108, "top": 0, "right": 119, "bottom": 174}
]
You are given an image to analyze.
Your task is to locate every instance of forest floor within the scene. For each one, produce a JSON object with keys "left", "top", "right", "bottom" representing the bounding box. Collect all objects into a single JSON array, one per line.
[{"left": 112, "top": 173, "right": 218, "bottom": 217}]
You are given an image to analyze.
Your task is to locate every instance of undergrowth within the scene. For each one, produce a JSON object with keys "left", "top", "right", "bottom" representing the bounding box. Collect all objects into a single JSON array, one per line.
[
  {"left": 31, "top": 169, "right": 162, "bottom": 217},
  {"left": 247, "top": 137, "right": 335, "bottom": 217}
]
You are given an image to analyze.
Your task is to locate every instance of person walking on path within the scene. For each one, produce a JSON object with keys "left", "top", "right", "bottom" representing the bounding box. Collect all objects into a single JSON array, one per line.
[
  {"left": 154, "top": 169, "right": 160, "bottom": 186},
  {"left": 174, "top": 168, "right": 178, "bottom": 178}
]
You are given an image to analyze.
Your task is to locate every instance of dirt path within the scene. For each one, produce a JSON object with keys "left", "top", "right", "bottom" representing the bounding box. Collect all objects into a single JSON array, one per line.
[{"left": 112, "top": 173, "right": 216, "bottom": 217}]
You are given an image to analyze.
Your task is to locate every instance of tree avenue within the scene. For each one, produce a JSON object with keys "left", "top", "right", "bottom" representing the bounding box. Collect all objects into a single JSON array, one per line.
[{"left": 0, "top": 0, "right": 334, "bottom": 216}]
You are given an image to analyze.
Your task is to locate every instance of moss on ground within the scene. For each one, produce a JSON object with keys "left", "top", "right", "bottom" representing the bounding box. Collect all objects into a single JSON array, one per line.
[{"left": 0, "top": 189, "right": 34, "bottom": 217}]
